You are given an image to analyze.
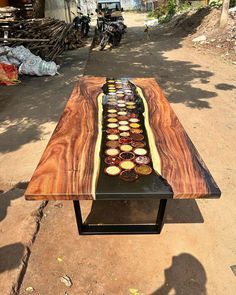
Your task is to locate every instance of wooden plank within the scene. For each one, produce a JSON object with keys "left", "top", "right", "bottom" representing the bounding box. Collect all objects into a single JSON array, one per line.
[
  {"left": 25, "top": 77, "right": 106, "bottom": 200},
  {"left": 0, "top": 37, "right": 50, "bottom": 42},
  {"left": 133, "top": 78, "right": 220, "bottom": 198}
]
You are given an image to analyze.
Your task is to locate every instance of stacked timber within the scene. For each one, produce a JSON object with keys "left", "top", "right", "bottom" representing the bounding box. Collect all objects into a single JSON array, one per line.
[
  {"left": 0, "top": 18, "right": 83, "bottom": 60},
  {"left": 0, "top": 6, "right": 19, "bottom": 22}
]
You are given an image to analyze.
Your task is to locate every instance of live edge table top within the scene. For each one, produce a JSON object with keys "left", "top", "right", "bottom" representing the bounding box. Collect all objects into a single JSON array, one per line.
[{"left": 25, "top": 77, "right": 221, "bottom": 201}]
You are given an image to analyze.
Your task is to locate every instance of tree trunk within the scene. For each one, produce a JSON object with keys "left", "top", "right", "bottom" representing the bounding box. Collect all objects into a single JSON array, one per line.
[{"left": 220, "top": 0, "right": 230, "bottom": 28}]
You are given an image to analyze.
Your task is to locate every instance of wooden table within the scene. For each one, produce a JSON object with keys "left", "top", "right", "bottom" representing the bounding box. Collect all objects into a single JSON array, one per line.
[{"left": 25, "top": 77, "right": 221, "bottom": 235}]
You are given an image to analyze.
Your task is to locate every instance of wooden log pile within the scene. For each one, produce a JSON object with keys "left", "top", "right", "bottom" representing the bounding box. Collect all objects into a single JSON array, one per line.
[{"left": 0, "top": 18, "right": 84, "bottom": 61}]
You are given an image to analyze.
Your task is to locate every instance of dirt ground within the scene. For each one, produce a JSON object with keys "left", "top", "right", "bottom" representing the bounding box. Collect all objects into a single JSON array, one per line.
[
  {"left": 0, "top": 45, "right": 91, "bottom": 294},
  {"left": 0, "top": 11, "right": 236, "bottom": 295}
]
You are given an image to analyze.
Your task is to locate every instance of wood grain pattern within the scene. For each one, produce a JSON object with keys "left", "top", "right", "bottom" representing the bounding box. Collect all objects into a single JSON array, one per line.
[
  {"left": 133, "top": 78, "right": 220, "bottom": 198},
  {"left": 25, "top": 77, "right": 106, "bottom": 200},
  {"left": 25, "top": 77, "right": 220, "bottom": 200}
]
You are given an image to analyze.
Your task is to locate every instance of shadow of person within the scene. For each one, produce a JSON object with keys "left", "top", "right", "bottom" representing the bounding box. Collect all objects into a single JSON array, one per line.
[
  {"left": 0, "top": 243, "right": 25, "bottom": 273},
  {"left": 151, "top": 253, "right": 207, "bottom": 295},
  {"left": 0, "top": 182, "right": 28, "bottom": 222}
]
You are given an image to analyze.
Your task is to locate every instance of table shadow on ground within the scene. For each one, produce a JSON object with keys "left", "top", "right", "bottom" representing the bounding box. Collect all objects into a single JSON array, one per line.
[{"left": 83, "top": 199, "right": 203, "bottom": 225}]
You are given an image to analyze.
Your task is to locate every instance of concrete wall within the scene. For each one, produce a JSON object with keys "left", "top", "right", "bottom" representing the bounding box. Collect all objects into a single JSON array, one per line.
[
  {"left": 45, "top": 0, "right": 141, "bottom": 21},
  {"left": 45, "top": 0, "right": 77, "bottom": 22},
  {"left": 121, "top": 0, "right": 142, "bottom": 10}
]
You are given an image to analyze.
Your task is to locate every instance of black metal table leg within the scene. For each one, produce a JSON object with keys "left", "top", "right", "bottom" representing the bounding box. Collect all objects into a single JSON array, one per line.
[
  {"left": 156, "top": 199, "right": 167, "bottom": 234},
  {"left": 73, "top": 199, "right": 168, "bottom": 235},
  {"left": 73, "top": 200, "right": 83, "bottom": 234}
]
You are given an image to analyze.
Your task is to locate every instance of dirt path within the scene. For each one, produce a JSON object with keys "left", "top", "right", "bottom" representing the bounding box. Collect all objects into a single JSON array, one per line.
[
  {"left": 18, "top": 12, "right": 236, "bottom": 295},
  {"left": 0, "top": 45, "right": 91, "bottom": 294}
]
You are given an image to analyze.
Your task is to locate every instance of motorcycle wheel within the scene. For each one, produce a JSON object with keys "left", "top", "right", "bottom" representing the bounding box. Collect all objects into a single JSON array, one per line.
[
  {"left": 111, "top": 32, "right": 122, "bottom": 47},
  {"left": 99, "top": 35, "right": 109, "bottom": 51}
]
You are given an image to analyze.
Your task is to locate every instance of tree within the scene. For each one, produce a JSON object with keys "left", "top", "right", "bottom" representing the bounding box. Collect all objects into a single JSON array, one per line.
[{"left": 220, "top": 0, "right": 230, "bottom": 28}]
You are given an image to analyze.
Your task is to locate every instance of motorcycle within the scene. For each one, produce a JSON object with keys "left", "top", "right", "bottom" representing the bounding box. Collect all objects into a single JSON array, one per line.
[
  {"left": 99, "top": 19, "right": 122, "bottom": 50},
  {"left": 72, "top": 9, "right": 93, "bottom": 37}
]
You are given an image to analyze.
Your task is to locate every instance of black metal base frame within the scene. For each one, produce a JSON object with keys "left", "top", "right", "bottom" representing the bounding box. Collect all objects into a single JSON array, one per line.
[{"left": 73, "top": 199, "right": 167, "bottom": 235}]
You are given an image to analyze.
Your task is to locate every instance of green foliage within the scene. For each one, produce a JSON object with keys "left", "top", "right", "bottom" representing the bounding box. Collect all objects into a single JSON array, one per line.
[
  {"left": 178, "top": 1, "right": 191, "bottom": 12},
  {"left": 147, "top": 0, "right": 177, "bottom": 20},
  {"left": 209, "top": 0, "right": 222, "bottom": 8},
  {"left": 230, "top": 0, "right": 236, "bottom": 7},
  {"left": 147, "top": 4, "right": 168, "bottom": 18},
  {"left": 166, "top": 0, "right": 177, "bottom": 16}
]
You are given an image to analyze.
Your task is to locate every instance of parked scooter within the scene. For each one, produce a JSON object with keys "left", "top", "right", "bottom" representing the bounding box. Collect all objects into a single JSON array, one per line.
[{"left": 72, "top": 8, "right": 93, "bottom": 37}]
